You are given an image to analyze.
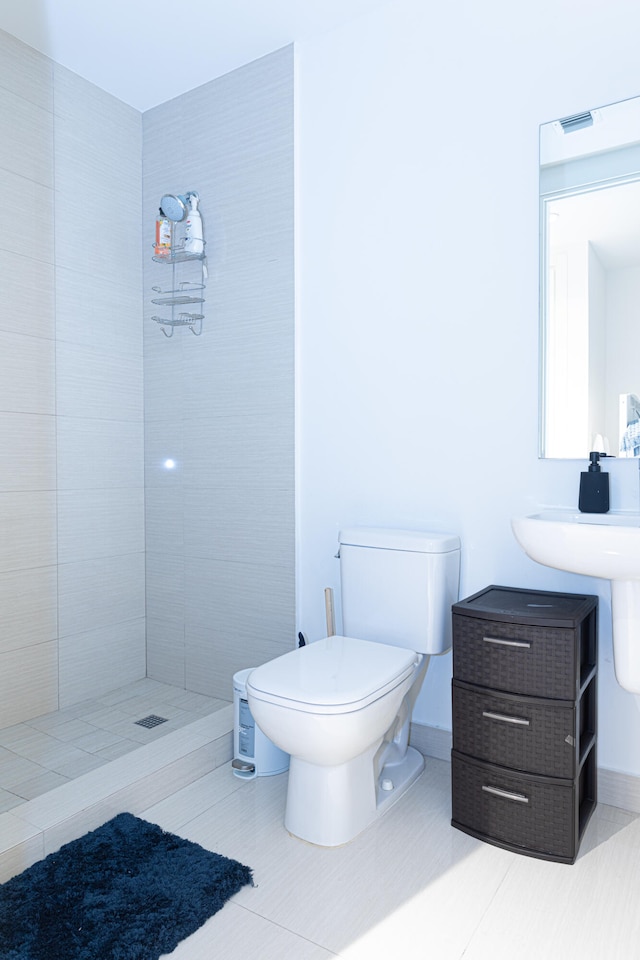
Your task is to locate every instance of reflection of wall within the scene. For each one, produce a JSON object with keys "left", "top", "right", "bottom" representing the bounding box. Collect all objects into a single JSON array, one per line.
[
  {"left": 587, "top": 245, "right": 606, "bottom": 447},
  {"left": 545, "top": 242, "right": 591, "bottom": 457},
  {"left": 545, "top": 240, "right": 608, "bottom": 456},
  {"left": 607, "top": 265, "right": 640, "bottom": 450}
]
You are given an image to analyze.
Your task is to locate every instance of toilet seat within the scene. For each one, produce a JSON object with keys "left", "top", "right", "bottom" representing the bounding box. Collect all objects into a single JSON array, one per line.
[{"left": 247, "top": 635, "right": 419, "bottom": 715}]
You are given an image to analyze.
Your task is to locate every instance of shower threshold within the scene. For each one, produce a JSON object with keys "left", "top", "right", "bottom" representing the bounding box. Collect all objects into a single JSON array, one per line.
[{"left": 0, "top": 696, "right": 233, "bottom": 882}]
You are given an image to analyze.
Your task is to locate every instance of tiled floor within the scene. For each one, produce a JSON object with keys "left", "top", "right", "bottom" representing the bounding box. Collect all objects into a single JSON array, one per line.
[
  {"left": 0, "top": 679, "right": 229, "bottom": 813},
  {"left": 138, "top": 758, "right": 640, "bottom": 960}
]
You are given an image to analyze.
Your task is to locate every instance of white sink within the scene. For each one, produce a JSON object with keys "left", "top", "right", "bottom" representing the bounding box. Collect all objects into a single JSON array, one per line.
[
  {"left": 512, "top": 509, "right": 640, "bottom": 694},
  {"left": 511, "top": 509, "right": 640, "bottom": 580}
]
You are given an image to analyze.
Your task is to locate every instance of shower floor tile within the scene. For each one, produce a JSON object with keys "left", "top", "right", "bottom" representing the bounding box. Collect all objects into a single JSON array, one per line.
[
  {"left": 0, "top": 679, "right": 230, "bottom": 813},
  {"left": 10, "top": 769, "right": 69, "bottom": 801},
  {"left": 26, "top": 716, "right": 97, "bottom": 741},
  {"left": 0, "top": 788, "right": 21, "bottom": 814}
]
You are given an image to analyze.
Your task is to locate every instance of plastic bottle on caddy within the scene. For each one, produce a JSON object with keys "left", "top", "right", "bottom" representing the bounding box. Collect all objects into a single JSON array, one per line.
[
  {"left": 155, "top": 209, "right": 172, "bottom": 257},
  {"left": 184, "top": 193, "right": 204, "bottom": 255}
]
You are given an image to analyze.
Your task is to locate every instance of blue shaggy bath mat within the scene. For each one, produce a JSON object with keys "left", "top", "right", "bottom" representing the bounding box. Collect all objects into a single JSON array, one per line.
[{"left": 0, "top": 812, "right": 252, "bottom": 960}]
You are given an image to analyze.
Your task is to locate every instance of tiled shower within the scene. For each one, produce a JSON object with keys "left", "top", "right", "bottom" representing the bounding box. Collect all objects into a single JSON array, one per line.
[{"left": 0, "top": 30, "right": 295, "bottom": 734}]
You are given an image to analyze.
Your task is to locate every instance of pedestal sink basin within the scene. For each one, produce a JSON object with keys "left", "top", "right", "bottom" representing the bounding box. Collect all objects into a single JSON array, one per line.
[{"left": 512, "top": 509, "right": 640, "bottom": 694}]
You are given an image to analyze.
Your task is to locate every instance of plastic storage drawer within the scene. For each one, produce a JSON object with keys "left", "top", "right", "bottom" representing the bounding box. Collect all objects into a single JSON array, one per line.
[
  {"left": 451, "top": 586, "right": 596, "bottom": 701},
  {"left": 452, "top": 679, "right": 596, "bottom": 779},
  {"left": 452, "top": 615, "right": 583, "bottom": 700},
  {"left": 451, "top": 750, "right": 596, "bottom": 863}
]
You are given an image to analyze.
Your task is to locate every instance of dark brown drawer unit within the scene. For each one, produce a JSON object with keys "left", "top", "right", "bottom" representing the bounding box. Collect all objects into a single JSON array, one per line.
[{"left": 451, "top": 585, "right": 597, "bottom": 864}]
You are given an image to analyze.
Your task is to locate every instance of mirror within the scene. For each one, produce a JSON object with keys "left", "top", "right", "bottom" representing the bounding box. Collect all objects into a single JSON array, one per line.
[{"left": 539, "top": 95, "right": 640, "bottom": 458}]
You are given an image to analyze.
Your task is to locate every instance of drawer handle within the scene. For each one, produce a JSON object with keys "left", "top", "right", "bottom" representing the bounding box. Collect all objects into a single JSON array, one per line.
[
  {"left": 482, "top": 710, "right": 530, "bottom": 727},
  {"left": 482, "top": 784, "right": 529, "bottom": 804},
  {"left": 482, "top": 635, "right": 531, "bottom": 649}
]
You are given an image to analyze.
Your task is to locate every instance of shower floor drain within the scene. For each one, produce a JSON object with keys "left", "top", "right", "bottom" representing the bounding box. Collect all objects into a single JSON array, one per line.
[{"left": 134, "top": 714, "right": 169, "bottom": 729}]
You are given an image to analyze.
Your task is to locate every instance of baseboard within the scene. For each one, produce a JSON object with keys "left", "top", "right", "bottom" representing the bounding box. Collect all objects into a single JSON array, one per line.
[
  {"left": 409, "top": 721, "right": 452, "bottom": 762},
  {"left": 410, "top": 721, "right": 640, "bottom": 815},
  {"left": 597, "top": 765, "right": 640, "bottom": 815}
]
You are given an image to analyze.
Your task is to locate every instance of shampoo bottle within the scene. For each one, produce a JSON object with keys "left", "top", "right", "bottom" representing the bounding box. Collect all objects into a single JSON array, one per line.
[
  {"left": 578, "top": 451, "right": 610, "bottom": 513},
  {"left": 184, "top": 193, "right": 204, "bottom": 256},
  {"left": 155, "top": 209, "right": 172, "bottom": 257}
]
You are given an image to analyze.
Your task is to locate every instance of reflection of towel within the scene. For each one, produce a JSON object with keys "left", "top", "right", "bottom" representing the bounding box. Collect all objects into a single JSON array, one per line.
[{"left": 622, "top": 420, "right": 640, "bottom": 456}]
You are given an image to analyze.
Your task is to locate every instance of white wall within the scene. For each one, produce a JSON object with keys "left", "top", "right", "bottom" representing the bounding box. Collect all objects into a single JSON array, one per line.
[{"left": 295, "top": 0, "right": 640, "bottom": 776}]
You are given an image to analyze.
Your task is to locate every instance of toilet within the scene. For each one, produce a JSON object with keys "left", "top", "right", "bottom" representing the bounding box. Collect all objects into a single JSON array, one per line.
[{"left": 246, "top": 527, "right": 461, "bottom": 846}]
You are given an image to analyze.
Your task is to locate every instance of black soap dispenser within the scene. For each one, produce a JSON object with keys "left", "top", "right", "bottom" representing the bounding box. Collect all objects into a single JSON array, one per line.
[{"left": 578, "top": 452, "right": 610, "bottom": 513}]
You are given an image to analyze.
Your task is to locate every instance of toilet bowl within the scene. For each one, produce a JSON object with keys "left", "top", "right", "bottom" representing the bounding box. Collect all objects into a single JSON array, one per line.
[
  {"left": 247, "top": 635, "right": 423, "bottom": 846},
  {"left": 246, "top": 526, "right": 461, "bottom": 847}
]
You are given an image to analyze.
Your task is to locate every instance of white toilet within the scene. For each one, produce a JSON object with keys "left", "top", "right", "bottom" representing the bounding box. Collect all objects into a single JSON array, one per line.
[{"left": 246, "top": 527, "right": 461, "bottom": 846}]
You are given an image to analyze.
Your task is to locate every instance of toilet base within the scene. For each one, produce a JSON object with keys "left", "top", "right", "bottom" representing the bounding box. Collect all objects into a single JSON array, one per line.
[
  {"left": 284, "top": 744, "right": 425, "bottom": 847},
  {"left": 376, "top": 744, "right": 424, "bottom": 815}
]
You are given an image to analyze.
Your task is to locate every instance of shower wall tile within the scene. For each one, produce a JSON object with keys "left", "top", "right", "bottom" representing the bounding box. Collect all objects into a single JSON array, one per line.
[
  {"left": 146, "top": 554, "right": 185, "bottom": 628},
  {"left": 146, "top": 619, "right": 186, "bottom": 687},
  {"left": 0, "top": 414, "right": 56, "bottom": 491},
  {"left": 0, "top": 33, "right": 144, "bottom": 726},
  {"left": 0, "top": 169, "right": 53, "bottom": 263},
  {"left": 0, "top": 84, "right": 54, "bottom": 187},
  {"left": 58, "top": 488, "right": 145, "bottom": 563},
  {"left": 181, "top": 314, "right": 293, "bottom": 419},
  {"left": 210, "top": 248, "right": 294, "bottom": 300},
  {"left": 0, "top": 492, "right": 56, "bottom": 572},
  {"left": 49, "top": 61, "right": 144, "bottom": 718},
  {"left": 142, "top": 95, "right": 185, "bottom": 173},
  {"left": 184, "top": 557, "right": 295, "bottom": 699},
  {"left": 143, "top": 341, "right": 185, "bottom": 421},
  {"left": 0, "top": 35, "right": 58, "bottom": 726},
  {"left": 144, "top": 419, "right": 184, "bottom": 486},
  {"left": 0, "top": 641, "right": 58, "bottom": 729},
  {"left": 53, "top": 60, "right": 137, "bottom": 125},
  {"left": 145, "top": 488, "right": 184, "bottom": 555},
  {"left": 183, "top": 483, "right": 293, "bottom": 567},
  {"left": 0, "top": 251, "right": 55, "bottom": 341},
  {"left": 59, "top": 619, "right": 146, "bottom": 709},
  {"left": 0, "top": 28, "right": 53, "bottom": 111},
  {"left": 53, "top": 63, "right": 142, "bottom": 283},
  {"left": 53, "top": 182, "right": 142, "bottom": 285},
  {"left": 56, "top": 342, "right": 143, "bottom": 421},
  {"left": 182, "top": 413, "right": 293, "bottom": 486},
  {"left": 58, "top": 553, "right": 146, "bottom": 637},
  {"left": 53, "top": 200, "right": 141, "bottom": 289},
  {"left": 0, "top": 331, "right": 55, "bottom": 415},
  {"left": 57, "top": 418, "right": 144, "bottom": 489},
  {"left": 0, "top": 567, "right": 57, "bottom": 654},
  {"left": 55, "top": 265, "right": 143, "bottom": 355},
  {"left": 143, "top": 45, "right": 295, "bottom": 692}
]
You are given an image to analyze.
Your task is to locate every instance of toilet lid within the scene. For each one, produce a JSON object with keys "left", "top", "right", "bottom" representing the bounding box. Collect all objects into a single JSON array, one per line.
[{"left": 247, "top": 636, "right": 418, "bottom": 714}]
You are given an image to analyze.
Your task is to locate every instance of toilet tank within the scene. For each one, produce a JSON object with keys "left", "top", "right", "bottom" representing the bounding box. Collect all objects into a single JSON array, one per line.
[{"left": 338, "top": 527, "right": 461, "bottom": 655}]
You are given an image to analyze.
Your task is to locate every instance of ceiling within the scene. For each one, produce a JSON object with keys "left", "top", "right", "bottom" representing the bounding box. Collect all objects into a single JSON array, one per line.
[{"left": 0, "top": 0, "right": 387, "bottom": 111}]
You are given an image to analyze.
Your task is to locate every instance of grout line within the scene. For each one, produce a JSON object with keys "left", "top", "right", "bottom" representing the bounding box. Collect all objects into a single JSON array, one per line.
[{"left": 457, "top": 858, "right": 515, "bottom": 958}]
